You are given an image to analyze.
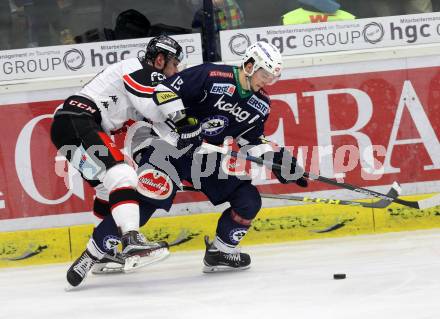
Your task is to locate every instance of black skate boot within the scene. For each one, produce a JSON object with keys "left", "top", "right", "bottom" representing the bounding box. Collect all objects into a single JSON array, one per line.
[
  {"left": 66, "top": 249, "right": 98, "bottom": 288},
  {"left": 121, "top": 230, "right": 167, "bottom": 256},
  {"left": 203, "top": 235, "right": 251, "bottom": 273},
  {"left": 121, "top": 230, "right": 170, "bottom": 272}
]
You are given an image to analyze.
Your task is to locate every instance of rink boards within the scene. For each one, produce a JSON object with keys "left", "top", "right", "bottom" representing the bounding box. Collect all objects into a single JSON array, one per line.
[
  {"left": 1, "top": 193, "right": 439, "bottom": 268},
  {"left": 2, "top": 39, "right": 440, "bottom": 268}
]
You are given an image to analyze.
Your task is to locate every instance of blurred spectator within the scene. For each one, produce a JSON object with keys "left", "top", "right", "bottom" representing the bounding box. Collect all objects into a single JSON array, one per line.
[
  {"left": 11, "top": 0, "right": 75, "bottom": 47},
  {"left": 213, "top": 0, "right": 244, "bottom": 30},
  {"left": 368, "top": 0, "right": 432, "bottom": 17},
  {"left": 192, "top": 0, "right": 244, "bottom": 31},
  {"left": 299, "top": 0, "right": 341, "bottom": 13},
  {"left": 0, "top": 1, "right": 12, "bottom": 50},
  {"left": 340, "top": 0, "right": 433, "bottom": 18},
  {"left": 191, "top": 0, "right": 244, "bottom": 61},
  {"left": 282, "top": 0, "right": 355, "bottom": 25}
]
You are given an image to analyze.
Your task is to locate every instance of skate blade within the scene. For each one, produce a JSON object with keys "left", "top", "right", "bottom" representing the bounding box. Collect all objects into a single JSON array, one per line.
[
  {"left": 124, "top": 248, "right": 170, "bottom": 273},
  {"left": 202, "top": 263, "right": 251, "bottom": 273},
  {"left": 64, "top": 284, "right": 76, "bottom": 292},
  {"left": 64, "top": 280, "right": 84, "bottom": 291},
  {"left": 91, "top": 262, "right": 125, "bottom": 275}
]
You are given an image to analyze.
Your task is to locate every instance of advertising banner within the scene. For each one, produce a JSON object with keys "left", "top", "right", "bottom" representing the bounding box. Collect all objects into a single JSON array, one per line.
[
  {"left": 1, "top": 57, "right": 440, "bottom": 229},
  {"left": 0, "top": 34, "right": 203, "bottom": 82},
  {"left": 220, "top": 12, "right": 440, "bottom": 61}
]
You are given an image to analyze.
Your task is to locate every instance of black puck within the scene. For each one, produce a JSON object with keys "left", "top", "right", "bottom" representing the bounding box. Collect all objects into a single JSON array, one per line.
[{"left": 333, "top": 273, "right": 346, "bottom": 280}]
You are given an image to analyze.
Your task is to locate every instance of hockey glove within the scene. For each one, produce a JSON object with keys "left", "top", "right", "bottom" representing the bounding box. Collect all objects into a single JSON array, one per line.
[
  {"left": 270, "top": 148, "right": 308, "bottom": 187},
  {"left": 176, "top": 117, "right": 203, "bottom": 158}
]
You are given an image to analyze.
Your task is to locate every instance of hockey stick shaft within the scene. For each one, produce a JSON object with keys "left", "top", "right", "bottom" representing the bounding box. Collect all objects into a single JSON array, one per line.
[
  {"left": 181, "top": 184, "right": 399, "bottom": 208},
  {"left": 200, "top": 143, "right": 425, "bottom": 209}
]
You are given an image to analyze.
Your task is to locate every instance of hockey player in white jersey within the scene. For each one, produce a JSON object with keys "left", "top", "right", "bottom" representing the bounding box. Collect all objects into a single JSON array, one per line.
[{"left": 50, "top": 35, "right": 184, "bottom": 288}]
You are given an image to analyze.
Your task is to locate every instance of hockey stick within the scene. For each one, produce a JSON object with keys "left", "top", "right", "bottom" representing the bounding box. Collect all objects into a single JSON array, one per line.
[
  {"left": 200, "top": 143, "right": 440, "bottom": 210},
  {"left": 180, "top": 183, "right": 400, "bottom": 209}
]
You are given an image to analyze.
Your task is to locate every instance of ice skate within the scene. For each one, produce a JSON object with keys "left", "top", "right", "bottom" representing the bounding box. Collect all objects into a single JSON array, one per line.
[
  {"left": 203, "top": 236, "right": 251, "bottom": 273},
  {"left": 121, "top": 230, "right": 170, "bottom": 272},
  {"left": 91, "top": 250, "right": 126, "bottom": 275},
  {"left": 66, "top": 249, "right": 98, "bottom": 289}
]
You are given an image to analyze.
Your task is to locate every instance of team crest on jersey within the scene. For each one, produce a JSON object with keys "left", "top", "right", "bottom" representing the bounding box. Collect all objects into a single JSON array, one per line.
[
  {"left": 103, "top": 235, "right": 121, "bottom": 251},
  {"left": 247, "top": 95, "right": 269, "bottom": 116},
  {"left": 229, "top": 228, "right": 248, "bottom": 244},
  {"left": 156, "top": 91, "right": 178, "bottom": 104},
  {"left": 201, "top": 115, "right": 229, "bottom": 136},
  {"left": 210, "top": 83, "right": 236, "bottom": 97},
  {"left": 137, "top": 169, "right": 173, "bottom": 200}
]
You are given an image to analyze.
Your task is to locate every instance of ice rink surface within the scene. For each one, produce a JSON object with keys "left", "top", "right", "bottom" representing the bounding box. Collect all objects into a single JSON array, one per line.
[{"left": 1, "top": 230, "right": 440, "bottom": 319}]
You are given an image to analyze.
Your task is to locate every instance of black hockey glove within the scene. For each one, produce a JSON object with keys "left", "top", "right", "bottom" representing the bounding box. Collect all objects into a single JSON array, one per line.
[
  {"left": 269, "top": 148, "right": 308, "bottom": 187},
  {"left": 175, "top": 117, "right": 203, "bottom": 158}
]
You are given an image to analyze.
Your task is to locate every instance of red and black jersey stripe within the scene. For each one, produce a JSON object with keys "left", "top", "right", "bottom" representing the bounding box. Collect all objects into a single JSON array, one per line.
[{"left": 123, "top": 70, "right": 156, "bottom": 98}]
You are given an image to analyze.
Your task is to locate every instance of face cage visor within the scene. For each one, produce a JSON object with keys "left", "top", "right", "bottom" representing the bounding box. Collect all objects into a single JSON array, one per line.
[{"left": 253, "top": 67, "right": 281, "bottom": 85}]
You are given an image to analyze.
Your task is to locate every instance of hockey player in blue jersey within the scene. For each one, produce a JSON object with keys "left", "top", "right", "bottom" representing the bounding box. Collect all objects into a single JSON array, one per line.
[{"left": 133, "top": 41, "right": 308, "bottom": 272}]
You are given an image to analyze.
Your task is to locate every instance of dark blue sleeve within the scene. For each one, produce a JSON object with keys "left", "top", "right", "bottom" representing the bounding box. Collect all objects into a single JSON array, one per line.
[
  {"left": 240, "top": 114, "right": 269, "bottom": 146},
  {"left": 160, "top": 63, "right": 212, "bottom": 105}
]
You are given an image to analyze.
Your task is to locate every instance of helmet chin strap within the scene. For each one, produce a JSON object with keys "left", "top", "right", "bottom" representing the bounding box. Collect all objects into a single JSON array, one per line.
[
  {"left": 243, "top": 66, "right": 256, "bottom": 92},
  {"left": 245, "top": 75, "right": 253, "bottom": 92}
]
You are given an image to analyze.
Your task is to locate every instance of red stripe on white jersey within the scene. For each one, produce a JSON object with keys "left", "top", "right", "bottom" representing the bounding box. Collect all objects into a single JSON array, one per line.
[{"left": 123, "top": 74, "right": 155, "bottom": 94}]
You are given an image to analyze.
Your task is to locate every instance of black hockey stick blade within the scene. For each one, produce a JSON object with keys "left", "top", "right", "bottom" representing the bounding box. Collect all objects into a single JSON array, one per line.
[
  {"left": 182, "top": 183, "right": 400, "bottom": 208},
  {"left": 260, "top": 182, "right": 401, "bottom": 208},
  {"left": 199, "top": 143, "right": 436, "bottom": 210},
  {"left": 166, "top": 229, "right": 195, "bottom": 247}
]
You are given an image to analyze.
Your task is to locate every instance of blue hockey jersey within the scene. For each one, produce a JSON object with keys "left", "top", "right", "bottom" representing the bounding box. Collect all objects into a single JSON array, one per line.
[{"left": 151, "top": 63, "right": 272, "bottom": 148}]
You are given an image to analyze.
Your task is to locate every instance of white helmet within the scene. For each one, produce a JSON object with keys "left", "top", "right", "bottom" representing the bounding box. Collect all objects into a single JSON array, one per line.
[{"left": 242, "top": 41, "right": 282, "bottom": 78}]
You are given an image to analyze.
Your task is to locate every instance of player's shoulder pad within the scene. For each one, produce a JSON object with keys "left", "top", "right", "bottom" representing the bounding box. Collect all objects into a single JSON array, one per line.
[
  {"left": 153, "top": 84, "right": 180, "bottom": 106},
  {"left": 251, "top": 88, "right": 271, "bottom": 118},
  {"left": 123, "top": 59, "right": 162, "bottom": 97},
  {"left": 205, "top": 63, "right": 234, "bottom": 80},
  {"left": 256, "top": 88, "right": 272, "bottom": 106},
  {"left": 258, "top": 88, "right": 271, "bottom": 102}
]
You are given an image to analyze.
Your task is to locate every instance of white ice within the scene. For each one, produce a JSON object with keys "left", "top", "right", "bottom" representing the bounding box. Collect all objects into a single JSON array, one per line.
[{"left": 1, "top": 229, "right": 440, "bottom": 319}]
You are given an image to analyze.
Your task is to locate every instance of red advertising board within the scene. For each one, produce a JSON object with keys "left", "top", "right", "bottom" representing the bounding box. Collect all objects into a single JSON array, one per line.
[{"left": 1, "top": 65, "right": 439, "bottom": 222}]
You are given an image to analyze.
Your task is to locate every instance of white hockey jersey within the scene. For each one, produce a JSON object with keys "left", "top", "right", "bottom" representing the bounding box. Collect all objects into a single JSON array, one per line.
[{"left": 78, "top": 57, "right": 166, "bottom": 134}]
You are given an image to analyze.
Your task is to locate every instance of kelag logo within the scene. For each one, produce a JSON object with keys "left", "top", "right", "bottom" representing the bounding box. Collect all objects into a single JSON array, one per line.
[{"left": 63, "top": 48, "right": 85, "bottom": 71}]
